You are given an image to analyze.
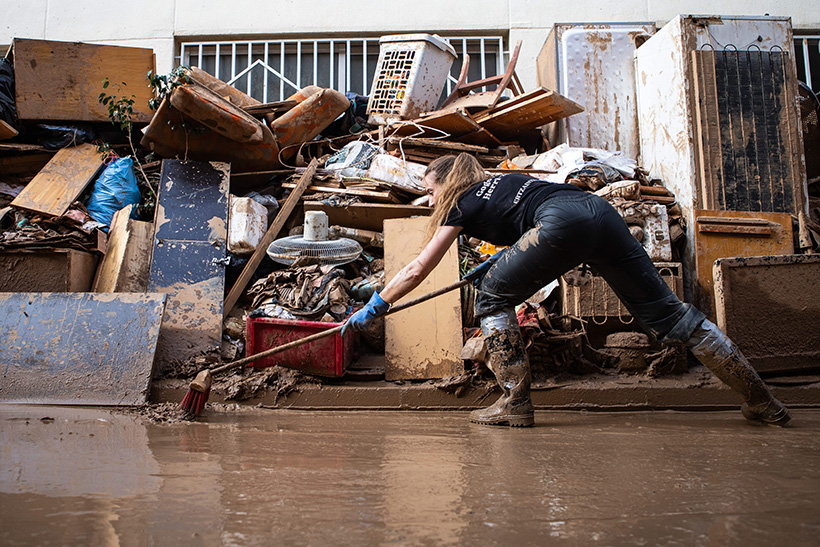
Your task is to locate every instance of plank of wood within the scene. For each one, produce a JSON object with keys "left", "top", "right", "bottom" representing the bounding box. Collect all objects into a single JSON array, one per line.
[
  {"left": 148, "top": 160, "right": 230, "bottom": 371},
  {"left": 384, "top": 217, "right": 463, "bottom": 380},
  {"left": 92, "top": 204, "right": 153, "bottom": 293},
  {"left": 474, "top": 88, "right": 584, "bottom": 140},
  {"left": 384, "top": 137, "right": 488, "bottom": 154},
  {"left": 223, "top": 159, "right": 318, "bottom": 319},
  {"left": 242, "top": 100, "right": 299, "bottom": 115},
  {"left": 0, "top": 119, "right": 18, "bottom": 140},
  {"left": 281, "top": 181, "right": 398, "bottom": 202},
  {"left": 0, "top": 292, "right": 166, "bottom": 405},
  {"left": 303, "top": 201, "right": 430, "bottom": 232},
  {"left": 10, "top": 143, "right": 103, "bottom": 217},
  {"left": 392, "top": 109, "right": 482, "bottom": 139},
  {"left": 13, "top": 38, "right": 155, "bottom": 123}
]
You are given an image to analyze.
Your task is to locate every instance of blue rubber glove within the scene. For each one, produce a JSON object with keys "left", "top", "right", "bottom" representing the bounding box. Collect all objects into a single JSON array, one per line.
[
  {"left": 342, "top": 291, "right": 390, "bottom": 335},
  {"left": 464, "top": 248, "right": 506, "bottom": 286}
]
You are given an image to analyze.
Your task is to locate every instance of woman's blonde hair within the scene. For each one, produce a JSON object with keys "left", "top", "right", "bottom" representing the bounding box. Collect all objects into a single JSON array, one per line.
[{"left": 426, "top": 153, "right": 487, "bottom": 237}]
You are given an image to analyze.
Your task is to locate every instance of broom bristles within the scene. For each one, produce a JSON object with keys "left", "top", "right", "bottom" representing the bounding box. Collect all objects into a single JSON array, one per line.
[{"left": 179, "top": 385, "right": 211, "bottom": 415}]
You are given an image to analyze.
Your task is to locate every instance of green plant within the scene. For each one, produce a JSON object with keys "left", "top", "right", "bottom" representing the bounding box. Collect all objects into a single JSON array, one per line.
[
  {"left": 147, "top": 66, "right": 191, "bottom": 111},
  {"left": 98, "top": 78, "right": 153, "bottom": 199}
]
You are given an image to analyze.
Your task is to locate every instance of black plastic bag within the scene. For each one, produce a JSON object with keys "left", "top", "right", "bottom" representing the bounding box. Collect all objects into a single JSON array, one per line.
[{"left": 33, "top": 123, "right": 97, "bottom": 149}]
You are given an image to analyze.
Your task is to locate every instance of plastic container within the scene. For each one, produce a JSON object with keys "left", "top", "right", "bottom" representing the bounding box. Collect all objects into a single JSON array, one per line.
[
  {"left": 228, "top": 195, "right": 267, "bottom": 256},
  {"left": 367, "top": 34, "right": 457, "bottom": 125},
  {"left": 246, "top": 316, "right": 355, "bottom": 377},
  {"left": 366, "top": 154, "right": 427, "bottom": 193}
]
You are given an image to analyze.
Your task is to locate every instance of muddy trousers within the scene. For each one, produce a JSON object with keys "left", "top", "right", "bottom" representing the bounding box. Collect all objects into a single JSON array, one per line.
[{"left": 474, "top": 192, "right": 790, "bottom": 425}]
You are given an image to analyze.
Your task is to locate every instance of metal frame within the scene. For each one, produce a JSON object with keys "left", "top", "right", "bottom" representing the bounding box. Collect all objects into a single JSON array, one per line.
[
  {"left": 796, "top": 34, "right": 820, "bottom": 91},
  {"left": 178, "top": 36, "right": 506, "bottom": 102}
]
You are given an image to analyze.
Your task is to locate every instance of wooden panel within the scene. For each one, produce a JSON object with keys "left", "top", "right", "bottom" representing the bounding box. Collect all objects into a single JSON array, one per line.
[
  {"left": 0, "top": 292, "right": 166, "bottom": 405},
  {"left": 694, "top": 209, "right": 793, "bottom": 320},
  {"left": 93, "top": 204, "right": 152, "bottom": 293},
  {"left": 13, "top": 38, "right": 154, "bottom": 123},
  {"left": 384, "top": 217, "right": 462, "bottom": 380},
  {"left": 394, "top": 109, "right": 481, "bottom": 139},
  {"left": 148, "top": 160, "right": 230, "bottom": 371},
  {"left": 713, "top": 254, "right": 820, "bottom": 373},
  {"left": 691, "top": 50, "right": 805, "bottom": 215},
  {"left": 10, "top": 143, "right": 103, "bottom": 217},
  {"left": 303, "top": 201, "right": 430, "bottom": 232},
  {"left": 474, "top": 87, "right": 584, "bottom": 141},
  {"left": 0, "top": 119, "right": 18, "bottom": 140}
]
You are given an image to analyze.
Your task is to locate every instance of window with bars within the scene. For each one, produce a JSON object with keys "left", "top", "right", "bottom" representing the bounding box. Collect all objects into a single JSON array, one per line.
[
  {"left": 178, "top": 36, "right": 506, "bottom": 103},
  {"left": 795, "top": 35, "right": 820, "bottom": 94}
]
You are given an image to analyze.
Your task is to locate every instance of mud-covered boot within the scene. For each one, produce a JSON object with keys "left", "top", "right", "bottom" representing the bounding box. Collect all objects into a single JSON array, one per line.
[
  {"left": 470, "top": 310, "right": 534, "bottom": 427},
  {"left": 687, "top": 319, "right": 791, "bottom": 426}
]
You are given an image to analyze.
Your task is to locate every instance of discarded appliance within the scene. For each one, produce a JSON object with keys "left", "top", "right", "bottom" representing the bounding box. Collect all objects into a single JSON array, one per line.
[
  {"left": 537, "top": 22, "right": 656, "bottom": 159},
  {"left": 266, "top": 211, "right": 363, "bottom": 266},
  {"left": 636, "top": 15, "right": 809, "bottom": 301},
  {"left": 713, "top": 254, "right": 820, "bottom": 374},
  {"left": 560, "top": 262, "right": 683, "bottom": 325},
  {"left": 367, "top": 34, "right": 457, "bottom": 125},
  {"left": 0, "top": 292, "right": 166, "bottom": 405}
]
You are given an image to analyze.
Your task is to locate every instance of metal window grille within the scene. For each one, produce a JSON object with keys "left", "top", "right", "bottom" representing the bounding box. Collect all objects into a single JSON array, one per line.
[
  {"left": 178, "top": 36, "right": 506, "bottom": 103},
  {"left": 795, "top": 35, "right": 820, "bottom": 94}
]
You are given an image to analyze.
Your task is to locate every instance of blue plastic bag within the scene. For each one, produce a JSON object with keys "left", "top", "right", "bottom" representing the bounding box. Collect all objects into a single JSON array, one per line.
[{"left": 86, "top": 157, "right": 141, "bottom": 230}]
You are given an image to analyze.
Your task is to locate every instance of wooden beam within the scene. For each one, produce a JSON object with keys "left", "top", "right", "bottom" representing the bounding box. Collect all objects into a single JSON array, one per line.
[{"left": 223, "top": 159, "right": 318, "bottom": 319}]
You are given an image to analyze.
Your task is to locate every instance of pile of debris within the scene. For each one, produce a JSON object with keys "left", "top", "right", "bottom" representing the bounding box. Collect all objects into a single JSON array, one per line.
[{"left": 0, "top": 34, "right": 718, "bottom": 409}]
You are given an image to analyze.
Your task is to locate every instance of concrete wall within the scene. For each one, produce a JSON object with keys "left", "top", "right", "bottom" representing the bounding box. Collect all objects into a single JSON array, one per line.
[{"left": 2, "top": 0, "right": 818, "bottom": 88}]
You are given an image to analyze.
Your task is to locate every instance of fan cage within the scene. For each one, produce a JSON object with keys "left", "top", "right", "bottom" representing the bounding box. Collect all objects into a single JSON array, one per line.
[{"left": 266, "top": 236, "right": 363, "bottom": 266}]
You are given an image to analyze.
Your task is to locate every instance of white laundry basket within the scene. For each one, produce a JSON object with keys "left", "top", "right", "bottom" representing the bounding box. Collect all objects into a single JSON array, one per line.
[{"left": 367, "top": 34, "right": 457, "bottom": 125}]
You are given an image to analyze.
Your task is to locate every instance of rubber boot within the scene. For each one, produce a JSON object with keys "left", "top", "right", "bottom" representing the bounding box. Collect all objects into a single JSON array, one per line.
[
  {"left": 687, "top": 319, "right": 791, "bottom": 426},
  {"left": 470, "top": 310, "right": 534, "bottom": 427}
]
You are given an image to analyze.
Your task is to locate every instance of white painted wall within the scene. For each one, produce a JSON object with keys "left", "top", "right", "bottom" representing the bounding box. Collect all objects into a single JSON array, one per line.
[{"left": 2, "top": 0, "right": 818, "bottom": 87}]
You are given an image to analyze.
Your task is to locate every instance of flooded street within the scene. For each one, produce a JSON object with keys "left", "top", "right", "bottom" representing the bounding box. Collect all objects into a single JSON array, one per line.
[{"left": 2, "top": 406, "right": 819, "bottom": 546}]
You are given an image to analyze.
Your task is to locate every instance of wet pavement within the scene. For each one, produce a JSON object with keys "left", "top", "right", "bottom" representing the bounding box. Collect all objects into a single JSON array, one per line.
[{"left": 1, "top": 406, "right": 819, "bottom": 546}]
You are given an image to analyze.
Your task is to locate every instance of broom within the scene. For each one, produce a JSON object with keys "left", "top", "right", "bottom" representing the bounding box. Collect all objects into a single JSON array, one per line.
[{"left": 180, "top": 275, "right": 476, "bottom": 416}]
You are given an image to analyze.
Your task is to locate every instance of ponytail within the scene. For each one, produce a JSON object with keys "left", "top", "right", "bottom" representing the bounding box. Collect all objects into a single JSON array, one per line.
[{"left": 426, "top": 153, "right": 486, "bottom": 238}]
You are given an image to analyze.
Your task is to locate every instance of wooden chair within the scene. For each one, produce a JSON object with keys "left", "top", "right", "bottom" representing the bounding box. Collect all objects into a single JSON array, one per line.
[{"left": 440, "top": 40, "right": 524, "bottom": 110}]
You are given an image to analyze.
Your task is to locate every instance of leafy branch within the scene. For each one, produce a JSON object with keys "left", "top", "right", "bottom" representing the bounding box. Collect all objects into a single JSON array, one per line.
[{"left": 98, "top": 78, "right": 153, "bottom": 198}]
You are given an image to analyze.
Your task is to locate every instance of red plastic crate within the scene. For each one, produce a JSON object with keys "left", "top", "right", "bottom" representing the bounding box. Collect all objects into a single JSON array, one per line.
[{"left": 245, "top": 316, "right": 354, "bottom": 377}]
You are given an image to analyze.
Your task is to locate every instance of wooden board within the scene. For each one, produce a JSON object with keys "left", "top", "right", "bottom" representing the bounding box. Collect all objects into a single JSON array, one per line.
[
  {"left": 691, "top": 50, "right": 805, "bottom": 215},
  {"left": 694, "top": 209, "right": 793, "bottom": 320},
  {"left": 10, "top": 143, "right": 103, "bottom": 217},
  {"left": 474, "top": 87, "right": 584, "bottom": 140},
  {"left": 148, "top": 160, "right": 230, "bottom": 371},
  {"left": 393, "top": 109, "right": 482, "bottom": 139},
  {"left": 13, "top": 38, "right": 155, "bottom": 123},
  {"left": 713, "top": 254, "right": 820, "bottom": 373},
  {"left": 0, "top": 119, "right": 18, "bottom": 140},
  {"left": 0, "top": 151, "right": 56, "bottom": 178},
  {"left": 0, "top": 292, "right": 166, "bottom": 405},
  {"left": 92, "top": 204, "right": 152, "bottom": 293},
  {"left": 223, "top": 160, "right": 317, "bottom": 319},
  {"left": 303, "top": 201, "right": 430, "bottom": 232},
  {"left": 384, "top": 217, "right": 463, "bottom": 380}
]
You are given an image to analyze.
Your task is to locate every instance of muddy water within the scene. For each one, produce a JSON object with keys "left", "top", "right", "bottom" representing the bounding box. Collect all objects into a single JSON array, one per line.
[{"left": 2, "top": 407, "right": 819, "bottom": 546}]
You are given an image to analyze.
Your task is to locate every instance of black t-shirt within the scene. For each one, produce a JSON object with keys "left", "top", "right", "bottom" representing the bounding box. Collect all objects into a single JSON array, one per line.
[{"left": 444, "top": 173, "right": 584, "bottom": 245}]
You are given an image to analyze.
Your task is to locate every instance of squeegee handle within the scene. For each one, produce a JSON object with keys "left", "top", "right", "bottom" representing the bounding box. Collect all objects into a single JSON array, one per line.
[{"left": 210, "top": 277, "right": 471, "bottom": 375}]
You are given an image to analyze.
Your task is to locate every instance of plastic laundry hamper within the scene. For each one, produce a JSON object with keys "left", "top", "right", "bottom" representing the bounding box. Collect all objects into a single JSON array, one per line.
[{"left": 367, "top": 34, "right": 457, "bottom": 125}]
